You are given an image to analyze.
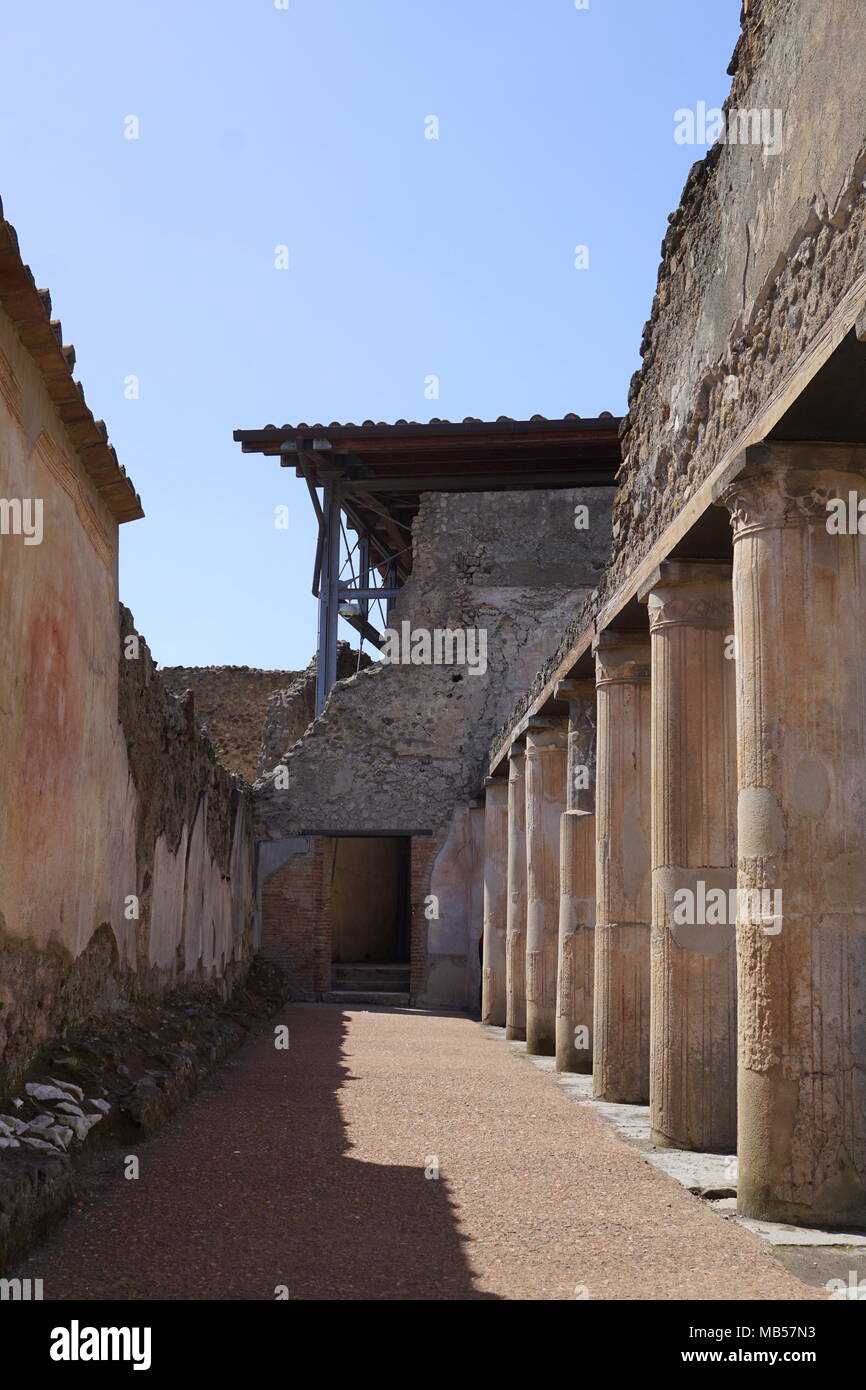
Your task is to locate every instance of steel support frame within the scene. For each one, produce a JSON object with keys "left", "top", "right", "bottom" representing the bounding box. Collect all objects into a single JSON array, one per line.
[
  {"left": 315, "top": 483, "right": 343, "bottom": 715},
  {"left": 315, "top": 486, "right": 402, "bottom": 715}
]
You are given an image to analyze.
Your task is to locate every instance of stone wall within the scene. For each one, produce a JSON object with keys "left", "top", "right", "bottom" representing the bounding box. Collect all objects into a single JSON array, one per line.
[
  {"left": 613, "top": 0, "right": 866, "bottom": 589},
  {"left": 257, "top": 643, "right": 369, "bottom": 779},
  {"left": 159, "top": 665, "right": 300, "bottom": 782},
  {"left": 491, "top": 0, "right": 866, "bottom": 749},
  {"left": 255, "top": 485, "right": 613, "bottom": 841}
]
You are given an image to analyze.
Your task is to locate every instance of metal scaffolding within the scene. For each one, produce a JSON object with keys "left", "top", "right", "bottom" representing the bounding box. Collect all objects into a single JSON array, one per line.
[
  {"left": 233, "top": 415, "right": 624, "bottom": 718},
  {"left": 309, "top": 472, "right": 403, "bottom": 715}
]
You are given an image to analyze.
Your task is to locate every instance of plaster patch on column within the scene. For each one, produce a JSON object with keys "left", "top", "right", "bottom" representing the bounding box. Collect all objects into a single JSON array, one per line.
[
  {"left": 526, "top": 950, "right": 542, "bottom": 1003},
  {"left": 738, "top": 786, "right": 786, "bottom": 858},
  {"left": 823, "top": 850, "right": 866, "bottom": 906},
  {"left": 557, "top": 949, "right": 573, "bottom": 1015},
  {"left": 574, "top": 895, "right": 596, "bottom": 928},
  {"left": 791, "top": 758, "right": 830, "bottom": 819},
  {"left": 526, "top": 913, "right": 546, "bottom": 954},
  {"left": 654, "top": 865, "right": 737, "bottom": 957}
]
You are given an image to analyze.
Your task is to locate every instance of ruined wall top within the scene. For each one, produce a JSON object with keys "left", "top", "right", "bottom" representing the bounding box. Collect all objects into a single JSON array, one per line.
[
  {"left": 613, "top": 0, "right": 866, "bottom": 594},
  {"left": 490, "top": 0, "right": 866, "bottom": 763},
  {"left": 159, "top": 665, "right": 301, "bottom": 782}
]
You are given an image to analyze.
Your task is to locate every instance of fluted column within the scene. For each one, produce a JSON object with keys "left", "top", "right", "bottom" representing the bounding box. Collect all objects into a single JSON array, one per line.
[
  {"left": 469, "top": 802, "right": 486, "bottom": 1013},
  {"left": 555, "top": 679, "right": 596, "bottom": 1073},
  {"left": 722, "top": 442, "right": 866, "bottom": 1227},
  {"left": 481, "top": 777, "right": 509, "bottom": 1026},
  {"left": 505, "top": 742, "right": 527, "bottom": 1041},
  {"left": 592, "top": 631, "right": 652, "bottom": 1102},
  {"left": 524, "top": 716, "right": 568, "bottom": 1055},
  {"left": 641, "top": 561, "right": 737, "bottom": 1151}
]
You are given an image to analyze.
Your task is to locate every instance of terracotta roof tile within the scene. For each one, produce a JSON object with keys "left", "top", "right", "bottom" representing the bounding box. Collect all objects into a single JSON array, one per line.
[{"left": 0, "top": 198, "right": 143, "bottom": 523}]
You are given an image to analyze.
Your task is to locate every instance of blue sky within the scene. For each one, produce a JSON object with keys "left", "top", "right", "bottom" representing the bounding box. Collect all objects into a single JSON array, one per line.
[{"left": 1, "top": 0, "right": 741, "bottom": 670}]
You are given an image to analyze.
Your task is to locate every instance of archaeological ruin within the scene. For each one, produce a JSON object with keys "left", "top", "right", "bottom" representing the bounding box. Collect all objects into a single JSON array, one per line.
[
  {"left": 2, "top": 0, "right": 866, "bottom": 1300},
  {"left": 237, "top": 0, "right": 866, "bottom": 1234}
]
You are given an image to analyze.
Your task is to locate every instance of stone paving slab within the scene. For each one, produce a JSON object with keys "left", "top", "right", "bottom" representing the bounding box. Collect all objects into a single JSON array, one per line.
[
  {"left": 646, "top": 1150, "right": 737, "bottom": 1198},
  {"left": 733, "top": 1216, "right": 866, "bottom": 1248}
]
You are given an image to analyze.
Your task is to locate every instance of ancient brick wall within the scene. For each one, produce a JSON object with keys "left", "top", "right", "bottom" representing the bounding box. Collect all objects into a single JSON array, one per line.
[
  {"left": 261, "top": 834, "right": 432, "bottom": 1000},
  {"left": 259, "top": 840, "right": 328, "bottom": 998}
]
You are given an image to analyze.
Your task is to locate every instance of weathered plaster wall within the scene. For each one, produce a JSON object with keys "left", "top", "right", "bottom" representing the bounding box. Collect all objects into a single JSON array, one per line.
[
  {"left": 0, "top": 301, "right": 255, "bottom": 1091},
  {"left": 255, "top": 485, "right": 613, "bottom": 841},
  {"left": 119, "top": 608, "right": 255, "bottom": 991},
  {"left": 421, "top": 804, "right": 485, "bottom": 1012}
]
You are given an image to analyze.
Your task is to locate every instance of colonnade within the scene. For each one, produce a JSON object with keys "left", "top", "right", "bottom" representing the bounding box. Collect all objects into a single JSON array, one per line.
[{"left": 478, "top": 443, "right": 866, "bottom": 1229}]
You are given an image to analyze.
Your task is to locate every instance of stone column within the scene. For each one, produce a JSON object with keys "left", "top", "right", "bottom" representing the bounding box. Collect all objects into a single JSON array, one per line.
[
  {"left": 481, "top": 777, "right": 509, "bottom": 1026},
  {"left": 469, "top": 802, "right": 486, "bottom": 1013},
  {"left": 555, "top": 680, "right": 596, "bottom": 1073},
  {"left": 524, "top": 715, "right": 568, "bottom": 1055},
  {"left": 505, "top": 742, "right": 528, "bottom": 1041},
  {"left": 641, "top": 561, "right": 737, "bottom": 1151},
  {"left": 721, "top": 443, "right": 866, "bottom": 1227},
  {"left": 592, "top": 631, "right": 652, "bottom": 1103}
]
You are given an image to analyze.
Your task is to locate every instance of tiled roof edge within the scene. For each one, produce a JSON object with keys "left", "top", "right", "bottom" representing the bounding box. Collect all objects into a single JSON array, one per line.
[{"left": 0, "top": 199, "right": 143, "bottom": 523}]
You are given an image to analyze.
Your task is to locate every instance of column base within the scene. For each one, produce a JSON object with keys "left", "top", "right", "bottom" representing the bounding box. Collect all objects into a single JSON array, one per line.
[
  {"left": 738, "top": 1064, "right": 866, "bottom": 1230},
  {"left": 555, "top": 1017, "right": 591, "bottom": 1072},
  {"left": 593, "top": 1082, "right": 649, "bottom": 1104},
  {"left": 650, "top": 1128, "right": 735, "bottom": 1157}
]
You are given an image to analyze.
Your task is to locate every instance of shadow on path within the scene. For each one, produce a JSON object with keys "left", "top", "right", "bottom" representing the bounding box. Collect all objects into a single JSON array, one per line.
[{"left": 16, "top": 1003, "right": 497, "bottom": 1300}]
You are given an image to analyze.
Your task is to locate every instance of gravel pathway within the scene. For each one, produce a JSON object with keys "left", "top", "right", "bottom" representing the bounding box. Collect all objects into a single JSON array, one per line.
[{"left": 21, "top": 1003, "right": 818, "bottom": 1301}]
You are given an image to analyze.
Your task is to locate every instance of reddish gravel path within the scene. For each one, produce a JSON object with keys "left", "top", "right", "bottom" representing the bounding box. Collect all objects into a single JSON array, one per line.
[{"left": 20, "top": 1004, "right": 816, "bottom": 1301}]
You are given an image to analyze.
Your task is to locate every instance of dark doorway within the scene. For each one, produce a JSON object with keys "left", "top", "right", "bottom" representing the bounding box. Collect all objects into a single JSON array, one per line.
[{"left": 329, "top": 835, "right": 410, "bottom": 965}]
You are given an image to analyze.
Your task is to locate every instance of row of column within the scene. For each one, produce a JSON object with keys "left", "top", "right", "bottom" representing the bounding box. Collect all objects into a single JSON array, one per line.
[{"left": 480, "top": 445, "right": 866, "bottom": 1229}]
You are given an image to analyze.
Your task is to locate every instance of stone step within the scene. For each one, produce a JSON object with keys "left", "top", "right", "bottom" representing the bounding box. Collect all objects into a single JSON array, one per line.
[
  {"left": 331, "top": 986, "right": 410, "bottom": 998},
  {"left": 331, "top": 962, "right": 409, "bottom": 972},
  {"left": 320, "top": 991, "right": 411, "bottom": 1007},
  {"left": 331, "top": 966, "right": 410, "bottom": 989}
]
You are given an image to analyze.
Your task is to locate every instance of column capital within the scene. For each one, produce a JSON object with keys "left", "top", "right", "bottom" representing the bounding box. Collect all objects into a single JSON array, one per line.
[
  {"left": 507, "top": 743, "right": 526, "bottom": 776},
  {"left": 554, "top": 677, "right": 595, "bottom": 704},
  {"left": 483, "top": 776, "right": 509, "bottom": 802},
  {"left": 524, "top": 713, "right": 569, "bottom": 752},
  {"left": 638, "top": 560, "right": 733, "bottom": 633},
  {"left": 555, "top": 678, "right": 596, "bottom": 728},
  {"left": 719, "top": 442, "right": 866, "bottom": 540},
  {"left": 592, "top": 630, "right": 651, "bottom": 685}
]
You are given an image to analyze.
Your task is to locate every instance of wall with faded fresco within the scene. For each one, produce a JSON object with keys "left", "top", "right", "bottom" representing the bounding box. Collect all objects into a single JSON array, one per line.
[{"left": 0, "top": 299, "right": 255, "bottom": 1092}]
